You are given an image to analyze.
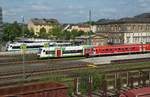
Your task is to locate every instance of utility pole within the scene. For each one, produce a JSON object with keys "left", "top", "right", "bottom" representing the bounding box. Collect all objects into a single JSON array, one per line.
[{"left": 88, "top": 10, "right": 92, "bottom": 45}]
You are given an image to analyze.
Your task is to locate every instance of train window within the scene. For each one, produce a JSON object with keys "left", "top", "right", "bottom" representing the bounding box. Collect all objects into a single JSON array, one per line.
[
  {"left": 118, "top": 48, "right": 121, "bottom": 50},
  {"left": 50, "top": 51, "right": 55, "bottom": 54},
  {"left": 27, "top": 45, "right": 43, "bottom": 48},
  {"left": 12, "top": 46, "right": 20, "bottom": 49},
  {"left": 95, "top": 49, "right": 97, "bottom": 52},
  {"left": 63, "top": 50, "right": 83, "bottom": 54},
  {"left": 132, "top": 47, "right": 135, "bottom": 49},
  {"left": 106, "top": 49, "right": 108, "bottom": 51}
]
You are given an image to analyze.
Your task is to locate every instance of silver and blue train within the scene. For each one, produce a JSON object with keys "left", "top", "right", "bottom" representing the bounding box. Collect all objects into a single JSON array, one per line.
[{"left": 6, "top": 42, "right": 72, "bottom": 51}]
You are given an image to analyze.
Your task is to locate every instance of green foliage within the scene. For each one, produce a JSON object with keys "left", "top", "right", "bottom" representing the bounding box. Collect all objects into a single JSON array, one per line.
[
  {"left": 24, "top": 28, "right": 34, "bottom": 38},
  {"left": 2, "top": 21, "right": 34, "bottom": 42},
  {"left": 69, "top": 30, "right": 85, "bottom": 40},
  {"left": 3, "top": 21, "right": 22, "bottom": 42},
  {"left": 63, "top": 30, "right": 71, "bottom": 40},
  {"left": 75, "top": 69, "right": 104, "bottom": 93},
  {"left": 50, "top": 26, "right": 63, "bottom": 39},
  {"left": 48, "top": 26, "right": 86, "bottom": 40},
  {"left": 38, "top": 27, "right": 48, "bottom": 38},
  {"left": 93, "top": 73, "right": 103, "bottom": 90},
  {"left": 3, "top": 22, "right": 92, "bottom": 42},
  {"left": 80, "top": 76, "right": 89, "bottom": 93}
]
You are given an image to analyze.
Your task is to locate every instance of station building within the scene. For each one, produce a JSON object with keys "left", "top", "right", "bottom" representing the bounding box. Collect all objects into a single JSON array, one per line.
[
  {"left": 95, "top": 13, "right": 150, "bottom": 44},
  {"left": 66, "top": 24, "right": 91, "bottom": 32}
]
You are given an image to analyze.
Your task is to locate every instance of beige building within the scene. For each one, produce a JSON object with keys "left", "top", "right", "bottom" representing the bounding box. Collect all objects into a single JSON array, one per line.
[
  {"left": 96, "top": 13, "right": 150, "bottom": 44},
  {"left": 28, "top": 18, "right": 59, "bottom": 35}
]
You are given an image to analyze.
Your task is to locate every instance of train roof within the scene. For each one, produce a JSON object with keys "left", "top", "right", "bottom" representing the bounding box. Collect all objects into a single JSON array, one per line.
[
  {"left": 8, "top": 42, "right": 48, "bottom": 46},
  {"left": 41, "top": 45, "right": 86, "bottom": 50},
  {"left": 95, "top": 44, "right": 143, "bottom": 48},
  {"left": 121, "top": 87, "right": 150, "bottom": 97}
]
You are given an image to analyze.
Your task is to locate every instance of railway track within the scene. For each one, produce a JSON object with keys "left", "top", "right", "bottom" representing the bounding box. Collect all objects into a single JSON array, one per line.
[
  {"left": 0, "top": 59, "right": 150, "bottom": 87},
  {"left": 0, "top": 58, "right": 63, "bottom": 66},
  {"left": 0, "top": 55, "right": 150, "bottom": 87}
]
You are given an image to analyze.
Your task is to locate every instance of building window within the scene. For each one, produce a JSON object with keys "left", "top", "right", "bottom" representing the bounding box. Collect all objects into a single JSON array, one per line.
[{"left": 127, "top": 37, "right": 130, "bottom": 43}]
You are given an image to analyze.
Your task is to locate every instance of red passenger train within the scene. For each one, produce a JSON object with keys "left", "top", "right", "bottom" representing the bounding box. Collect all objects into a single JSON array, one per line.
[{"left": 84, "top": 44, "right": 150, "bottom": 57}]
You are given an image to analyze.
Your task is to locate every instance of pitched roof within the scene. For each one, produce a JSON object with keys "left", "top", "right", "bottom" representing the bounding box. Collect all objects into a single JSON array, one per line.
[
  {"left": 96, "top": 13, "right": 150, "bottom": 25},
  {"left": 30, "top": 18, "right": 59, "bottom": 25},
  {"left": 123, "top": 87, "right": 150, "bottom": 97}
]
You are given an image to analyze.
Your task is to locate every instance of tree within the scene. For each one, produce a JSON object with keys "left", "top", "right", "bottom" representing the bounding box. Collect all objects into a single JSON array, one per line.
[
  {"left": 50, "top": 26, "right": 63, "bottom": 40},
  {"left": 70, "top": 30, "right": 85, "bottom": 39},
  {"left": 38, "top": 27, "right": 48, "bottom": 38},
  {"left": 2, "top": 21, "right": 22, "bottom": 42},
  {"left": 2, "top": 21, "right": 35, "bottom": 42},
  {"left": 63, "top": 30, "right": 71, "bottom": 40}
]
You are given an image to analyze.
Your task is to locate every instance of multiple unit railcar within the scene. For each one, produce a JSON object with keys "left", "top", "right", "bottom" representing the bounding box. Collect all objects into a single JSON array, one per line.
[
  {"left": 38, "top": 45, "right": 91, "bottom": 58},
  {"left": 38, "top": 44, "right": 150, "bottom": 58},
  {"left": 84, "top": 44, "right": 143, "bottom": 57},
  {"left": 6, "top": 42, "right": 72, "bottom": 51},
  {"left": 6, "top": 42, "right": 46, "bottom": 51}
]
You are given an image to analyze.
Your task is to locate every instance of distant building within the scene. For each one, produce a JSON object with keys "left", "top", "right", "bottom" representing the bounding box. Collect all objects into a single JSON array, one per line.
[
  {"left": 0, "top": 7, "right": 3, "bottom": 38},
  {"left": 95, "top": 13, "right": 150, "bottom": 44},
  {"left": 27, "top": 18, "right": 60, "bottom": 35},
  {"left": 66, "top": 24, "right": 91, "bottom": 32},
  {"left": 91, "top": 25, "right": 97, "bottom": 33},
  {"left": 75, "top": 34, "right": 108, "bottom": 45}
]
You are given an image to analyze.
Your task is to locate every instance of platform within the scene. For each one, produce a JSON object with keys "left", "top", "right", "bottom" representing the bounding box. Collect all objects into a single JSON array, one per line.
[{"left": 80, "top": 53, "right": 150, "bottom": 64}]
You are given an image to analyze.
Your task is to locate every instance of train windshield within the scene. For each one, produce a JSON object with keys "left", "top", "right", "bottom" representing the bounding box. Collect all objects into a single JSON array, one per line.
[{"left": 38, "top": 48, "right": 43, "bottom": 54}]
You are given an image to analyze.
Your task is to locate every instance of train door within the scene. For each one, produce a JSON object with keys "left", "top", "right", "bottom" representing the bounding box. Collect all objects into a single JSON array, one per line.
[
  {"left": 84, "top": 47, "right": 93, "bottom": 57},
  {"left": 56, "top": 49, "right": 62, "bottom": 57},
  {"left": 142, "top": 44, "right": 146, "bottom": 52}
]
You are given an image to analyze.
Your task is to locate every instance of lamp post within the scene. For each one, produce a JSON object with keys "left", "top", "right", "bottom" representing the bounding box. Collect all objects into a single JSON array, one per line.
[{"left": 21, "top": 16, "right": 26, "bottom": 84}]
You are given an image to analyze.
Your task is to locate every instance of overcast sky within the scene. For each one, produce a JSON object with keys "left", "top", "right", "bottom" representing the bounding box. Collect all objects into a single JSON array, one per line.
[{"left": 1, "top": 0, "right": 150, "bottom": 23}]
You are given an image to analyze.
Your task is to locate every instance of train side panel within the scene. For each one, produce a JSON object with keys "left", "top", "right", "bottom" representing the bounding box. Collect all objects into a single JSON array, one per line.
[
  {"left": 39, "top": 46, "right": 86, "bottom": 58},
  {"left": 94, "top": 44, "right": 141, "bottom": 56},
  {"left": 144, "top": 44, "right": 150, "bottom": 51},
  {"left": 61, "top": 46, "right": 84, "bottom": 57}
]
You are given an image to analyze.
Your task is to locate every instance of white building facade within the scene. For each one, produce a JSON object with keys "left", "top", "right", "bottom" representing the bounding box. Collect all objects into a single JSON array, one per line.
[{"left": 124, "top": 32, "right": 150, "bottom": 44}]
